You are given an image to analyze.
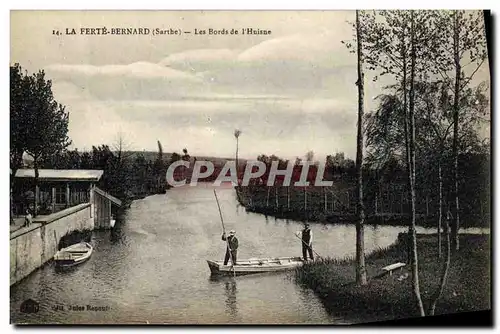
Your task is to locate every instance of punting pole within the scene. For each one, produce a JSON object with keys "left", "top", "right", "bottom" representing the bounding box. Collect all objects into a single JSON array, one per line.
[
  {"left": 214, "top": 189, "right": 236, "bottom": 277},
  {"left": 292, "top": 231, "right": 323, "bottom": 260}
]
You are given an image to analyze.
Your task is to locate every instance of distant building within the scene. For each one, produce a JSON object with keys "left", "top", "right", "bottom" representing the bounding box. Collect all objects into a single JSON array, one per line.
[
  {"left": 13, "top": 169, "right": 121, "bottom": 229},
  {"left": 13, "top": 169, "right": 102, "bottom": 216}
]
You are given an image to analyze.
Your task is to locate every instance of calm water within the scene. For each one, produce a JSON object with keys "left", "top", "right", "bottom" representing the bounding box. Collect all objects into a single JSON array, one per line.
[{"left": 10, "top": 184, "right": 489, "bottom": 324}]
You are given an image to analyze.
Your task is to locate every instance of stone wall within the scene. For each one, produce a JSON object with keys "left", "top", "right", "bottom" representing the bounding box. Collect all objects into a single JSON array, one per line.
[{"left": 10, "top": 203, "right": 94, "bottom": 286}]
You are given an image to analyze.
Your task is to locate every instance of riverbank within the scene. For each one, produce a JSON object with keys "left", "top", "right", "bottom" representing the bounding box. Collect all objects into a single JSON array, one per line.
[
  {"left": 236, "top": 186, "right": 489, "bottom": 228},
  {"left": 295, "top": 233, "right": 490, "bottom": 323}
]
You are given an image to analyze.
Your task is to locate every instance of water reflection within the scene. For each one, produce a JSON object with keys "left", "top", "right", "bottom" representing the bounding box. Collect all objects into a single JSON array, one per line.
[
  {"left": 224, "top": 279, "right": 238, "bottom": 318},
  {"left": 208, "top": 276, "right": 239, "bottom": 321},
  {"left": 12, "top": 186, "right": 488, "bottom": 325}
]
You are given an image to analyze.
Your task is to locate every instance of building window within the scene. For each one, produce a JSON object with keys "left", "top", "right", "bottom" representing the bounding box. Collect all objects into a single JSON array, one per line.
[{"left": 55, "top": 187, "right": 66, "bottom": 204}]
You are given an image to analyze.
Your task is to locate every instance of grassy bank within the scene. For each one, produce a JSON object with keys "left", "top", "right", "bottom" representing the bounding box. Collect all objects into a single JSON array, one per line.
[
  {"left": 295, "top": 233, "right": 490, "bottom": 323},
  {"left": 236, "top": 186, "right": 489, "bottom": 228}
]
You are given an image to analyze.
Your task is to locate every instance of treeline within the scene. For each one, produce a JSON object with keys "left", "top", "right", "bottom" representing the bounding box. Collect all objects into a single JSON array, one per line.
[
  {"left": 238, "top": 147, "right": 489, "bottom": 227},
  {"left": 38, "top": 145, "right": 196, "bottom": 203},
  {"left": 294, "top": 9, "right": 490, "bottom": 316}
]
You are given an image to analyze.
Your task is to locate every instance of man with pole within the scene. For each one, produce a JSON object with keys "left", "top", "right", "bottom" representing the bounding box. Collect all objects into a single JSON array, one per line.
[
  {"left": 222, "top": 230, "right": 239, "bottom": 265},
  {"left": 296, "top": 223, "right": 314, "bottom": 261},
  {"left": 214, "top": 190, "right": 237, "bottom": 277}
]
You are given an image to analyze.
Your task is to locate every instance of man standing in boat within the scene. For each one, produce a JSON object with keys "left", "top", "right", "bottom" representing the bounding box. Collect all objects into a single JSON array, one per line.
[
  {"left": 296, "top": 223, "right": 314, "bottom": 261},
  {"left": 222, "top": 230, "right": 239, "bottom": 265}
]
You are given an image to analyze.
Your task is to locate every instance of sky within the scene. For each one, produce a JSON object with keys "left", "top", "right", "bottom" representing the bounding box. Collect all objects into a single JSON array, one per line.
[{"left": 10, "top": 11, "right": 490, "bottom": 161}]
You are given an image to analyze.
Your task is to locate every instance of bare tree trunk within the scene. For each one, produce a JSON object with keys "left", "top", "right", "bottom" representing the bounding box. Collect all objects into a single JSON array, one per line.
[
  {"left": 287, "top": 186, "right": 290, "bottom": 210},
  {"left": 324, "top": 187, "right": 327, "bottom": 212},
  {"left": 408, "top": 13, "right": 425, "bottom": 316},
  {"left": 304, "top": 187, "right": 307, "bottom": 211},
  {"left": 429, "top": 208, "right": 451, "bottom": 315},
  {"left": 275, "top": 186, "right": 278, "bottom": 210},
  {"left": 400, "top": 191, "right": 404, "bottom": 214},
  {"left": 235, "top": 137, "right": 239, "bottom": 185},
  {"left": 438, "top": 162, "right": 442, "bottom": 258},
  {"left": 355, "top": 9, "right": 367, "bottom": 285},
  {"left": 347, "top": 190, "right": 350, "bottom": 211},
  {"left": 33, "top": 156, "right": 39, "bottom": 217},
  {"left": 451, "top": 12, "right": 461, "bottom": 251},
  {"left": 426, "top": 195, "right": 429, "bottom": 217}
]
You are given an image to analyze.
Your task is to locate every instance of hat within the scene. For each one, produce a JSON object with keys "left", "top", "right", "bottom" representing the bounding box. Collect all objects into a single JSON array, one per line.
[
  {"left": 304, "top": 223, "right": 310, "bottom": 228},
  {"left": 229, "top": 230, "right": 236, "bottom": 235}
]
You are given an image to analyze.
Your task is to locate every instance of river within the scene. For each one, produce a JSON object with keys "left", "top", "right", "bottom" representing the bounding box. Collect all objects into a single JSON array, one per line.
[{"left": 10, "top": 184, "right": 489, "bottom": 324}]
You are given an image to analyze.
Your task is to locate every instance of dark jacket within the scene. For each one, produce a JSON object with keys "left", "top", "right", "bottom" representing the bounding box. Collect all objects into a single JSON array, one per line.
[
  {"left": 301, "top": 228, "right": 312, "bottom": 244},
  {"left": 222, "top": 234, "right": 239, "bottom": 251}
]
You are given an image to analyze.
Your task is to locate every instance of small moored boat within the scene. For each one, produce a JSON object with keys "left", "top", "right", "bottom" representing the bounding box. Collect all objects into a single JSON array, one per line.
[
  {"left": 207, "top": 257, "right": 304, "bottom": 276},
  {"left": 54, "top": 242, "right": 93, "bottom": 267}
]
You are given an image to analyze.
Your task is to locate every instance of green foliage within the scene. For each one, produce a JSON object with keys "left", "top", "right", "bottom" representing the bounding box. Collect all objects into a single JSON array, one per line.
[
  {"left": 295, "top": 234, "right": 490, "bottom": 320},
  {"left": 40, "top": 144, "right": 170, "bottom": 201},
  {"left": 16, "top": 66, "right": 71, "bottom": 164}
]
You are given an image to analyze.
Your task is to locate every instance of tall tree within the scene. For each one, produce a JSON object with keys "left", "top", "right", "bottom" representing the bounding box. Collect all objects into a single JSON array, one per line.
[
  {"left": 182, "top": 148, "right": 190, "bottom": 161},
  {"left": 22, "top": 69, "right": 71, "bottom": 216},
  {"left": 234, "top": 129, "right": 242, "bottom": 184},
  {"left": 407, "top": 11, "right": 425, "bottom": 316},
  {"left": 429, "top": 10, "right": 487, "bottom": 251},
  {"left": 305, "top": 150, "right": 315, "bottom": 163},
  {"left": 358, "top": 9, "right": 431, "bottom": 316},
  {"left": 10, "top": 64, "right": 29, "bottom": 222},
  {"left": 10, "top": 64, "right": 28, "bottom": 177},
  {"left": 446, "top": 11, "right": 487, "bottom": 251},
  {"left": 154, "top": 140, "right": 166, "bottom": 192},
  {"left": 354, "top": 10, "right": 367, "bottom": 285}
]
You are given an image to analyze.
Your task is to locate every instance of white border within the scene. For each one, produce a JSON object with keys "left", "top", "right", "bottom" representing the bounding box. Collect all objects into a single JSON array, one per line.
[{"left": 2, "top": 1, "right": 498, "bottom": 334}]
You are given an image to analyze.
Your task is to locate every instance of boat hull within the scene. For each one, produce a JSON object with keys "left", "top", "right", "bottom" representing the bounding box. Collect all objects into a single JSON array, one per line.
[
  {"left": 54, "top": 242, "right": 93, "bottom": 268},
  {"left": 207, "top": 257, "right": 304, "bottom": 276}
]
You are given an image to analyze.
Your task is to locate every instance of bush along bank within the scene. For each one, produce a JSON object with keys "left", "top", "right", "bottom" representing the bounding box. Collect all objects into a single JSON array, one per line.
[
  {"left": 235, "top": 186, "right": 490, "bottom": 229},
  {"left": 295, "top": 233, "right": 490, "bottom": 323}
]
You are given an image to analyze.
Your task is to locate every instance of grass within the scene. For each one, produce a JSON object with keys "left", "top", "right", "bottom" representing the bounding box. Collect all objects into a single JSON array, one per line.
[{"left": 295, "top": 233, "right": 491, "bottom": 323}]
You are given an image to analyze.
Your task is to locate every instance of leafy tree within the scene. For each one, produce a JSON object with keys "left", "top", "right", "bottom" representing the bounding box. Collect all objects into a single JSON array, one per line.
[
  {"left": 432, "top": 10, "right": 488, "bottom": 251},
  {"left": 80, "top": 151, "right": 92, "bottom": 169},
  {"left": 182, "top": 148, "right": 191, "bottom": 161},
  {"left": 349, "top": 9, "right": 437, "bottom": 317},
  {"left": 10, "top": 64, "right": 29, "bottom": 223},
  {"left": 20, "top": 68, "right": 71, "bottom": 216},
  {"left": 170, "top": 152, "right": 181, "bottom": 164},
  {"left": 10, "top": 64, "right": 28, "bottom": 176}
]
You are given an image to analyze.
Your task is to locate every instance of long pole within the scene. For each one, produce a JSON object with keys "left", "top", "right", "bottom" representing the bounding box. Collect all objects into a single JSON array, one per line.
[
  {"left": 292, "top": 232, "right": 322, "bottom": 260},
  {"left": 214, "top": 190, "right": 236, "bottom": 277}
]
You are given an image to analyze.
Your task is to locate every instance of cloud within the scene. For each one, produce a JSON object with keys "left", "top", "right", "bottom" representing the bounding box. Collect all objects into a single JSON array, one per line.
[
  {"left": 46, "top": 62, "right": 201, "bottom": 81},
  {"left": 45, "top": 62, "right": 209, "bottom": 100},
  {"left": 44, "top": 30, "right": 358, "bottom": 101},
  {"left": 51, "top": 81, "right": 358, "bottom": 157},
  {"left": 159, "top": 49, "right": 240, "bottom": 72},
  {"left": 237, "top": 32, "right": 348, "bottom": 66}
]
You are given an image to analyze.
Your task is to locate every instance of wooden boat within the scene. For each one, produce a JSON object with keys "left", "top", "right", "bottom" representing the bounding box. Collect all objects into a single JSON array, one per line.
[
  {"left": 54, "top": 242, "right": 93, "bottom": 267},
  {"left": 207, "top": 257, "right": 304, "bottom": 276}
]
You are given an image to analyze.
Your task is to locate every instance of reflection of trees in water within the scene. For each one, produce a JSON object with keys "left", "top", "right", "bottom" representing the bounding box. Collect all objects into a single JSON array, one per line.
[
  {"left": 224, "top": 279, "right": 238, "bottom": 319},
  {"left": 372, "top": 225, "right": 380, "bottom": 246}
]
